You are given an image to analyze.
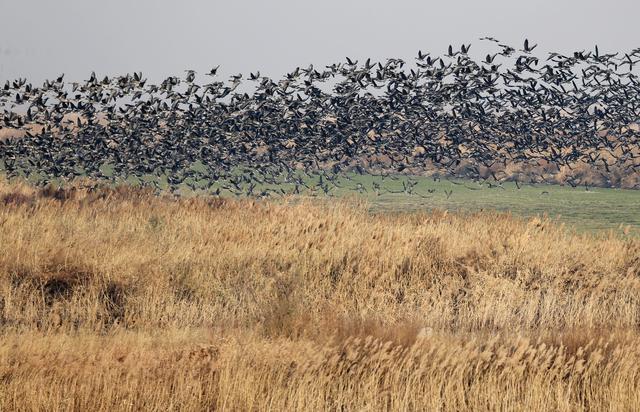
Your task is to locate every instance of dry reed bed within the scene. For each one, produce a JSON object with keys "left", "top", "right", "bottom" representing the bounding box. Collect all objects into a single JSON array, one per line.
[
  {"left": 0, "top": 181, "right": 639, "bottom": 410},
  {"left": 2, "top": 330, "right": 640, "bottom": 411}
]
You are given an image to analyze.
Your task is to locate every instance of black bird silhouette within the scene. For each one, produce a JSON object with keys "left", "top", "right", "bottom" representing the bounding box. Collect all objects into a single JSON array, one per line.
[{"left": 523, "top": 38, "right": 537, "bottom": 53}]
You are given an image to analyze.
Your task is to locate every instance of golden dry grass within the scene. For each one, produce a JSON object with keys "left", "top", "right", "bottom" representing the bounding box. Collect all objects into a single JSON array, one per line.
[{"left": 0, "top": 180, "right": 639, "bottom": 411}]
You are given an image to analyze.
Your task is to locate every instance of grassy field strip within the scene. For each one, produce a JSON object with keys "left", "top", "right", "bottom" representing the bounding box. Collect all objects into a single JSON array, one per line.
[{"left": 4, "top": 162, "right": 638, "bottom": 231}]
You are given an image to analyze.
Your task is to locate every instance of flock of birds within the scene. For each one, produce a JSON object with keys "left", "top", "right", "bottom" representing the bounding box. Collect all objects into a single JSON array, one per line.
[{"left": 1, "top": 38, "right": 639, "bottom": 197}]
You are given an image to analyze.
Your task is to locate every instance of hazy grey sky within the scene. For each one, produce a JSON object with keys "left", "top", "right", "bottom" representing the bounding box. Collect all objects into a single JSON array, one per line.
[{"left": 1, "top": 0, "right": 639, "bottom": 82}]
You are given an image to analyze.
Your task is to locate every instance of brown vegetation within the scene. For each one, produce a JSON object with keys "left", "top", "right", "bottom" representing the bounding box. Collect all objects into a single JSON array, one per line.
[{"left": 0, "top": 180, "right": 639, "bottom": 410}]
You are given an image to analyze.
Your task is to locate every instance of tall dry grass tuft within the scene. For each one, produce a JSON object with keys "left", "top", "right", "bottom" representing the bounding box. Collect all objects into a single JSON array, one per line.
[{"left": 0, "top": 180, "right": 639, "bottom": 410}]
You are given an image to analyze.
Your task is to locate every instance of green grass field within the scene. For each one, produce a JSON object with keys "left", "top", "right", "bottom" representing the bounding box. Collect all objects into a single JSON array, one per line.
[
  {"left": 135, "top": 170, "right": 640, "bottom": 233},
  {"left": 288, "top": 174, "right": 640, "bottom": 233},
  {"left": 3, "top": 161, "right": 639, "bottom": 233}
]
